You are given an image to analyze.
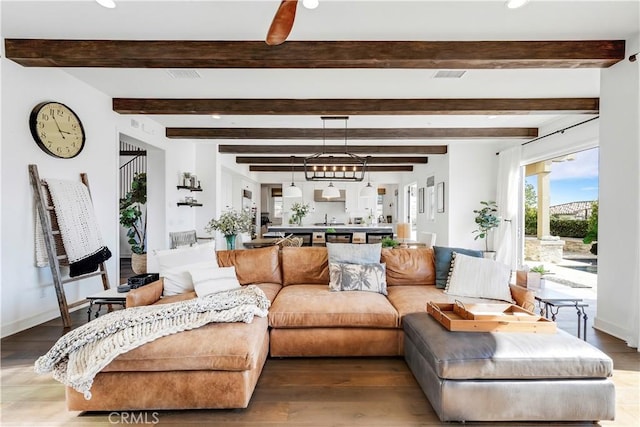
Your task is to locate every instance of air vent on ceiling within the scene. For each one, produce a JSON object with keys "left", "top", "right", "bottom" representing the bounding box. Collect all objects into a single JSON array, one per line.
[
  {"left": 166, "top": 69, "right": 202, "bottom": 79},
  {"left": 433, "top": 70, "right": 466, "bottom": 79}
]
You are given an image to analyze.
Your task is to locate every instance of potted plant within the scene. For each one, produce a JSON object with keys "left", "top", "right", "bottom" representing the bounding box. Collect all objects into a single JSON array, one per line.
[
  {"left": 290, "top": 202, "right": 311, "bottom": 226},
  {"left": 119, "top": 172, "right": 147, "bottom": 273},
  {"left": 472, "top": 200, "right": 500, "bottom": 255},
  {"left": 206, "top": 207, "right": 253, "bottom": 250},
  {"left": 381, "top": 236, "right": 399, "bottom": 248},
  {"left": 528, "top": 264, "right": 552, "bottom": 289}
]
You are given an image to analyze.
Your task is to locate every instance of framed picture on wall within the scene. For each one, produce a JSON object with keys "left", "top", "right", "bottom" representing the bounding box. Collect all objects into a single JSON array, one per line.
[
  {"left": 437, "top": 182, "right": 445, "bottom": 213},
  {"left": 418, "top": 187, "right": 425, "bottom": 213},
  {"left": 426, "top": 176, "right": 435, "bottom": 221}
]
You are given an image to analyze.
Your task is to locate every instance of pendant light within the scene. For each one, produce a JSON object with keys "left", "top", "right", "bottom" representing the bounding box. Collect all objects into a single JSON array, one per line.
[
  {"left": 283, "top": 156, "right": 302, "bottom": 198},
  {"left": 360, "top": 171, "right": 376, "bottom": 198},
  {"left": 322, "top": 182, "right": 341, "bottom": 199}
]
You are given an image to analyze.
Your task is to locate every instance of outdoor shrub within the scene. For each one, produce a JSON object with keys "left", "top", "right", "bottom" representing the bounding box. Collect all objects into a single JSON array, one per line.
[
  {"left": 524, "top": 214, "right": 589, "bottom": 238},
  {"left": 550, "top": 219, "right": 588, "bottom": 238},
  {"left": 525, "top": 210, "right": 537, "bottom": 236}
]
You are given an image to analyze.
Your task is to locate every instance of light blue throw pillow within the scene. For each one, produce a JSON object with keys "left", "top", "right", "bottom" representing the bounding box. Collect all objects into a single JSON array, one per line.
[{"left": 326, "top": 242, "right": 382, "bottom": 264}]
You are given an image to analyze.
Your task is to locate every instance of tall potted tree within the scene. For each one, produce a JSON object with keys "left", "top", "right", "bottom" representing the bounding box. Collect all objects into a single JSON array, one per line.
[
  {"left": 119, "top": 172, "right": 147, "bottom": 273},
  {"left": 473, "top": 200, "right": 500, "bottom": 257}
]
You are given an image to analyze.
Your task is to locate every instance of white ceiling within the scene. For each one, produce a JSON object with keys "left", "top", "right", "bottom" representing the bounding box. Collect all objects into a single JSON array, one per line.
[{"left": 2, "top": 0, "right": 639, "bottom": 132}]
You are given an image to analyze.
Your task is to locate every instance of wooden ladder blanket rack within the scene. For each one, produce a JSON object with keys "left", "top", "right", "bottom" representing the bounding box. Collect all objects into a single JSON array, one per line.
[{"left": 29, "top": 164, "right": 111, "bottom": 328}]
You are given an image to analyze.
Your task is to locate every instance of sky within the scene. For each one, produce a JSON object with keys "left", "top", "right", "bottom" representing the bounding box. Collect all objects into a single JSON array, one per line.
[{"left": 525, "top": 147, "right": 599, "bottom": 206}]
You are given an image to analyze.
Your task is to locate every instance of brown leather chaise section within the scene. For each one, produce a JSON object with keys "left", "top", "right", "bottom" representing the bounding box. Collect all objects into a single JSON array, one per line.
[
  {"left": 67, "top": 322, "right": 270, "bottom": 411},
  {"left": 103, "top": 317, "right": 268, "bottom": 372},
  {"left": 281, "top": 246, "right": 329, "bottom": 286},
  {"left": 381, "top": 247, "right": 436, "bottom": 286},
  {"left": 217, "top": 245, "right": 282, "bottom": 285}
]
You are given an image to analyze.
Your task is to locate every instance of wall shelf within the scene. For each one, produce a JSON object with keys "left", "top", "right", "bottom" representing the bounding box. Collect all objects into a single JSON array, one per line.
[
  {"left": 177, "top": 202, "right": 203, "bottom": 207},
  {"left": 177, "top": 185, "right": 202, "bottom": 192}
]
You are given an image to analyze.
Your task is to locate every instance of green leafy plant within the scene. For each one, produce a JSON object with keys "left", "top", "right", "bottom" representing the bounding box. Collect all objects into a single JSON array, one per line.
[
  {"left": 119, "top": 173, "right": 147, "bottom": 254},
  {"left": 582, "top": 201, "right": 598, "bottom": 244},
  {"left": 206, "top": 207, "right": 253, "bottom": 237},
  {"left": 381, "top": 236, "right": 399, "bottom": 248},
  {"left": 326, "top": 227, "right": 336, "bottom": 233},
  {"left": 530, "top": 265, "right": 551, "bottom": 275},
  {"left": 473, "top": 200, "right": 500, "bottom": 252}
]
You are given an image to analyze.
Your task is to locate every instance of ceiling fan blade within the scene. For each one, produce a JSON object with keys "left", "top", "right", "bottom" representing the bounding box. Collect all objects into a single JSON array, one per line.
[{"left": 266, "top": 0, "right": 298, "bottom": 46}]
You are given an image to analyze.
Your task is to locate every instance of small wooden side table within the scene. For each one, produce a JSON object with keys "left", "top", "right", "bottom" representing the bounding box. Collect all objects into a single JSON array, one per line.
[{"left": 86, "top": 288, "right": 127, "bottom": 321}]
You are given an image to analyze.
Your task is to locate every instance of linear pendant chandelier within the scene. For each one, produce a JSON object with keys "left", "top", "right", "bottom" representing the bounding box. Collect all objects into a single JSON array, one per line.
[{"left": 304, "top": 116, "right": 367, "bottom": 182}]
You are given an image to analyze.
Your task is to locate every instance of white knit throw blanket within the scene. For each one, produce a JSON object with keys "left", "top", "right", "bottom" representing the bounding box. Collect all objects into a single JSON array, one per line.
[
  {"left": 35, "top": 179, "right": 111, "bottom": 276},
  {"left": 34, "top": 285, "right": 270, "bottom": 399}
]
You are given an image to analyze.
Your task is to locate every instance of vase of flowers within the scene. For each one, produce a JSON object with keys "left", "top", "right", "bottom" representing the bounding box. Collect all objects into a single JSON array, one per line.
[
  {"left": 290, "top": 202, "right": 311, "bottom": 226},
  {"left": 205, "top": 207, "right": 253, "bottom": 250}
]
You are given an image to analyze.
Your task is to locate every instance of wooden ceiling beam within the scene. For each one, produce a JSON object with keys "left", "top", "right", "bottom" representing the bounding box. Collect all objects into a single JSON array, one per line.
[
  {"left": 219, "top": 145, "right": 447, "bottom": 155},
  {"left": 166, "top": 127, "right": 538, "bottom": 139},
  {"left": 115, "top": 98, "right": 598, "bottom": 115},
  {"left": 235, "top": 156, "right": 428, "bottom": 164},
  {"left": 250, "top": 165, "right": 414, "bottom": 173},
  {"left": 5, "top": 39, "right": 624, "bottom": 69}
]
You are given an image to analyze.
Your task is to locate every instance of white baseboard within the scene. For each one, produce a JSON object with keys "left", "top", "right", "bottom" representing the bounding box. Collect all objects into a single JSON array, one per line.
[
  {"left": 1, "top": 303, "right": 87, "bottom": 339},
  {"left": 593, "top": 316, "right": 636, "bottom": 348}
]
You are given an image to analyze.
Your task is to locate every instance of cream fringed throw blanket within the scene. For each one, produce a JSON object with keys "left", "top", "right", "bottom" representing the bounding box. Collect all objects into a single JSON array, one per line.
[
  {"left": 35, "top": 179, "right": 112, "bottom": 276},
  {"left": 34, "top": 286, "right": 270, "bottom": 399}
]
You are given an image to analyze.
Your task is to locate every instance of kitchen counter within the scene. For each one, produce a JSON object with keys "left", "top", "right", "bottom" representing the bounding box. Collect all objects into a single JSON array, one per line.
[
  {"left": 268, "top": 225, "right": 393, "bottom": 233},
  {"left": 268, "top": 225, "right": 394, "bottom": 245}
]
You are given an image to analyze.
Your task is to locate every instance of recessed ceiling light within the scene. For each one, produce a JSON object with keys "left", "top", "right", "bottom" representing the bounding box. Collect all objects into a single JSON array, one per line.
[
  {"left": 211, "top": 114, "right": 222, "bottom": 120},
  {"left": 505, "top": 0, "right": 530, "bottom": 9},
  {"left": 302, "top": 0, "right": 320, "bottom": 10},
  {"left": 96, "top": 0, "right": 116, "bottom": 9}
]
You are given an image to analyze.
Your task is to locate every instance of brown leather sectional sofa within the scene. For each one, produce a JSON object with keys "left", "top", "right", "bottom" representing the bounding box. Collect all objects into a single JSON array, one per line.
[{"left": 66, "top": 245, "right": 534, "bottom": 411}]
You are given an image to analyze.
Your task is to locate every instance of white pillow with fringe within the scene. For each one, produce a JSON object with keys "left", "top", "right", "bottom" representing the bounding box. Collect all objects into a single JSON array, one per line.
[{"left": 445, "top": 252, "right": 514, "bottom": 303}]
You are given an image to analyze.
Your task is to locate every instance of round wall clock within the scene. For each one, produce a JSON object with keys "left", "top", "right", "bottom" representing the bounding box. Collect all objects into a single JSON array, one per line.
[{"left": 29, "top": 101, "right": 86, "bottom": 159}]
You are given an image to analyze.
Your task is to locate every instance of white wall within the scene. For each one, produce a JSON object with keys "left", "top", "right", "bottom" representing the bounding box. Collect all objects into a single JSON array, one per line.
[
  {"left": 0, "top": 58, "right": 204, "bottom": 335},
  {"left": 1, "top": 59, "right": 119, "bottom": 336},
  {"left": 447, "top": 142, "right": 500, "bottom": 249},
  {"left": 595, "top": 33, "right": 640, "bottom": 349},
  {"left": 413, "top": 153, "right": 450, "bottom": 245}
]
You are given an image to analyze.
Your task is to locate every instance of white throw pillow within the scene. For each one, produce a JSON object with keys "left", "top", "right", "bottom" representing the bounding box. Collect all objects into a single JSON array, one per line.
[
  {"left": 190, "top": 266, "right": 241, "bottom": 297},
  {"left": 445, "top": 253, "right": 514, "bottom": 303},
  {"left": 155, "top": 242, "right": 217, "bottom": 296}
]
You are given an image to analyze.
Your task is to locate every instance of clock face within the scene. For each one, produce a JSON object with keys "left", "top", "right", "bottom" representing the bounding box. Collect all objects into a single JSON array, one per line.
[{"left": 29, "top": 102, "right": 85, "bottom": 159}]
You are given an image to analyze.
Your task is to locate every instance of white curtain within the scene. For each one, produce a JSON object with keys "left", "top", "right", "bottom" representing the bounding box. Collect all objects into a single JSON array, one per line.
[{"left": 493, "top": 145, "right": 522, "bottom": 269}]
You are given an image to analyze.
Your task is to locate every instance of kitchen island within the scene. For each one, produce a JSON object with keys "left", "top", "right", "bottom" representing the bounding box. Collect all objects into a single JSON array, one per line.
[{"left": 267, "top": 225, "right": 394, "bottom": 246}]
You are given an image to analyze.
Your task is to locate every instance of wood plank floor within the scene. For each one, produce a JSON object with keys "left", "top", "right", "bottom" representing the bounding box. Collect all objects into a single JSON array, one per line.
[{"left": 1, "top": 297, "right": 638, "bottom": 426}]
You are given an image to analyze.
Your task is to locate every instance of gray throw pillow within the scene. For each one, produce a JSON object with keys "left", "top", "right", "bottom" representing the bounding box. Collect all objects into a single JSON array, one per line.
[
  {"left": 329, "top": 262, "right": 387, "bottom": 295},
  {"left": 326, "top": 242, "right": 382, "bottom": 264},
  {"left": 433, "top": 246, "right": 483, "bottom": 289}
]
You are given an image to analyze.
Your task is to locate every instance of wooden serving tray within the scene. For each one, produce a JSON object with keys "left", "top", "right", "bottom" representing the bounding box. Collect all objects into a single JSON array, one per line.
[
  {"left": 426, "top": 301, "right": 556, "bottom": 333},
  {"left": 452, "top": 302, "right": 542, "bottom": 322}
]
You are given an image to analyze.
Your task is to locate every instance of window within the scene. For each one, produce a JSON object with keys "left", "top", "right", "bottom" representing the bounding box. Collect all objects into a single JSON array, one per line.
[
  {"left": 273, "top": 196, "right": 283, "bottom": 219},
  {"left": 376, "top": 194, "right": 384, "bottom": 219}
]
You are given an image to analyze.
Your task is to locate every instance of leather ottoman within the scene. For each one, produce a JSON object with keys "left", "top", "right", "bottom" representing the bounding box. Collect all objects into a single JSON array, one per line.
[{"left": 403, "top": 312, "right": 615, "bottom": 422}]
